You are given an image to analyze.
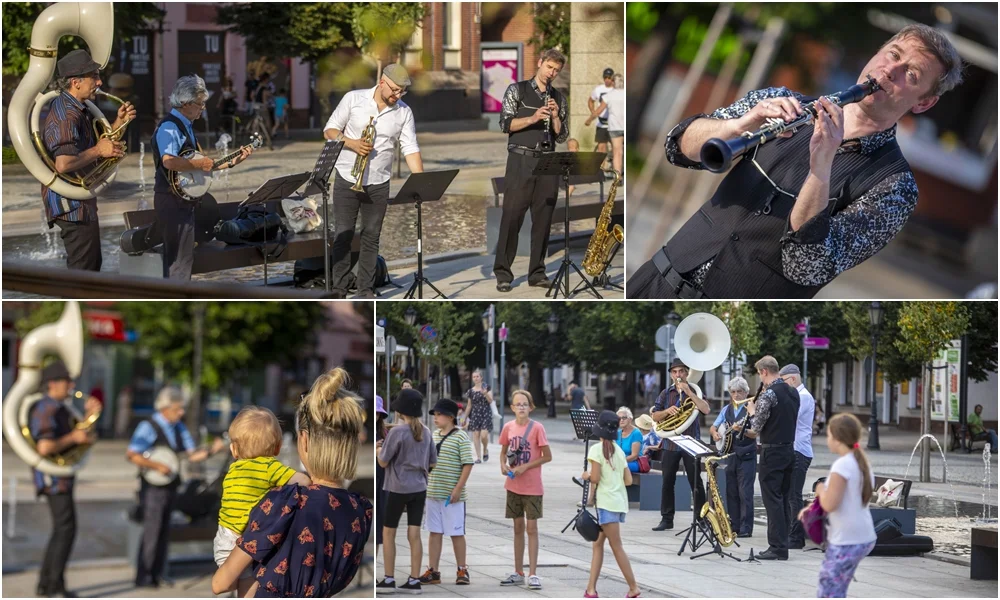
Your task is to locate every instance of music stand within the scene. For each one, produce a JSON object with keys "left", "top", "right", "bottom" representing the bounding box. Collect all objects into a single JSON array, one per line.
[
  {"left": 531, "top": 152, "right": 605, "bottom": 299},
  {"left": 240, "top": 172, "right": 311, "bottom": 285},
  {"left": 303, "top": 141, "right": 343, "bottom": 293},
  {"left": 390, "top": 170, "right": 459, "bottom": 299},
  {"left": 561, "top": 409, "right": 600, "bottom": 536}
]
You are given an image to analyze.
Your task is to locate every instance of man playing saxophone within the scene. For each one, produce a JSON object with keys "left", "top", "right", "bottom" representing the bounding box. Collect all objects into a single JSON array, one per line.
[
  {"left": 42, "top": 49, "right": 135, "bottom": 271},
  {"left": 323, "top": 64, "right": 424, "bottom": 298},
  {"left": 649, "top": 358, "right": 710, "bottom": 532}
]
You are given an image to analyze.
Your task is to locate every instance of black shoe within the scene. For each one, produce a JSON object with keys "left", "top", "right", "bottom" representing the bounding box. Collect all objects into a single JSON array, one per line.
[
  {"left": 354, "top": 289, "right": 377, "bottom": 299},
  {"left": 528, "top": 277, "right": 551, "bottom": 287},
  {"left": 497, "top": 282, "right": 512, "bottom": 293},
  {"left": 376, "top": 579, "right": 397, "bottom": 594},
  {"left": 652, "top": 518, "right": 673, "bottom": 531},
  {"left": 756, "top": 549, "right": 788, "bottom": 561},
  {"left": 398, "top": 579, "right": 422, "bottom": 594},
  {"left": 134, "top": 581, "right": 160, "bottom": 589},
  {"left": 788, "top": 540, "right": 805, "bottom": 550},
  {"left": 737, "top": 532, "right": 752, "bottom": 538}
]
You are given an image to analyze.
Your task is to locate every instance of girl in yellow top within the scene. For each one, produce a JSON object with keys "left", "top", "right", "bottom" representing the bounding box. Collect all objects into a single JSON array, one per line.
[{"left": 214, "top": 406, "right": 310, "bottom": 596}]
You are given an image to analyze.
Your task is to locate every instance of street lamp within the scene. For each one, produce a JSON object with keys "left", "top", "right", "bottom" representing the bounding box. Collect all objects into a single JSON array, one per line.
[
  {"left": 664, "top": 311, "right": 681, "bottom": 392},
  {"left": 867, "top": 301, "right": 885, "bottom": 450},
  {"left": 547, "top": 313, "right": 559, "bottom": 418},
  {"left": 482, "top": 307, "right": 494, "bottom": 393},
  {"left": 404, "top": 306, "right": 417, "bottom": 327}
]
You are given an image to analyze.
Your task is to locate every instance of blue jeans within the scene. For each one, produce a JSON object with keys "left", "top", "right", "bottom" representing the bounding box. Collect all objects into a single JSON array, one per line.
[{"left": 597, "top": 508, "right": 626, "bottom": 525}]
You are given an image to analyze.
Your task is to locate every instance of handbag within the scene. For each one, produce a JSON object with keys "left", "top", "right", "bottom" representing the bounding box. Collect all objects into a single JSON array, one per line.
[
  {"left": 874, "top": 479, "right": 905, "bottom": 507},
  {"left": 281, "top": 195, "right": 322, "bottom": 233},
  {"left": 800, "top": 497, "right": 826, "bottom": 545},
  {"left": 637, "top": 454, "right": 651, "bottom": 474}
]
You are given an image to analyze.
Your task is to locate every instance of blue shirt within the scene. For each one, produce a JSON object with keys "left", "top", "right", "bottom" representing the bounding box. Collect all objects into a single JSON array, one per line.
[
  {"left": 794, "top": 384, "right": 816, "bottom": 458},
  {"left": 274, "top": 96, "right": 289, "bottom": 118},
  {"left": 713, "top": 403, "right": 747, "bottom": 429},
  {"left": 128, "top": 411, "right": 196, "bottom": 454},
  {"left": 41, "top": 91, "right": 97, "bottom": 224},
  {"left": 616, "top": 428, "right": 643, "bottom": 462},
  {"left": 29, "top": 395, "right": 75, "bottom": 495},
  {"left": 154, "top": 109, "right": 198, "bottom": 159},
  {"left": 640, "top": 430, "right": 661, "bottom": 455}
]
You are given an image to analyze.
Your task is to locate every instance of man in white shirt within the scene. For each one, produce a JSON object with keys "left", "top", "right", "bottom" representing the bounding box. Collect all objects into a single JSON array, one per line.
[
  {"left": 780, "top": 364, "right": 814, "bottom": 549},
  {"left": 323, "top": 64, "right": 424, "bottom": 298},
  {"left": 587, "top": 68, "right": 614, "bottom": 154}
]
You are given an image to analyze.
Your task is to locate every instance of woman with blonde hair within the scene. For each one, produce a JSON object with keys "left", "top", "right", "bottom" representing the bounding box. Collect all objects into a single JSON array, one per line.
[
  {"left": 801, "top": 413, "right": 876, "bottom": 598},
  {"left": 461, "top": 369, "right": 495, "bottom": 463},
  {"left": 212, "top": 368, "right": 372, "bottom": 597}
]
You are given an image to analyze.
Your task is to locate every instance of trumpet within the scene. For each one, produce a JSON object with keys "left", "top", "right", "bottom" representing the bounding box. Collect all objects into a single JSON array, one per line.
[
  {"left": 700, "top": 75, "right": 882, "bottom": 173},
  {"left": 351, "top": 116, "right": 377, "bottom": 192}
]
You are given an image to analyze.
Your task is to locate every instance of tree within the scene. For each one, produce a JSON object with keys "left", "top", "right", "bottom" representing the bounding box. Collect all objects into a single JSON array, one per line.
[
  {"left": 711, "top": 301, "right": 761, "bottom": 369},
  {"left": 498, "top": 302, "right": 575, "bottom": 407},
  {"left": 840, "top": 302, "right": 921, "bottom": 384},
  {"left": 216, "top": 3, "right": 355, "bottom": 64},
  {"left": 894, "top": 302, "right": 971, "bottom": 367},
  {"left": 351, "top": 3, "right": 425, "bottom": 72},
  {"left": 2, "top": 2, "right": 164, "bottom": 77},
  {"left": 529, "top": 2, "right": 571, "bottom": 55},
  {"left": 964, "top": 302, "right": 998, "bottom": 382}
]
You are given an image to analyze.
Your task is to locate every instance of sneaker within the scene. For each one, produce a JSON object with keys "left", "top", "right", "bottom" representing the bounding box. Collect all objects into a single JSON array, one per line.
[
  {"left": 500, "top": 573, "right": 525, "bottom": 586},
  {"left": 528, "top": 575, "right": 542, "bottom": 590},
  {"left": 376, "top": 579, "right": 396, "bottom": 594},
  {"left": 475, "top": 459, "right": 482, "bottom": 464},
  {"left": 483, "top": 451, "right": 489, "bottom": 462},
  {"left": 398, "top": 579, "right": 422, "bottom": 594},
  {"left": 456, "top": 567, "right": 471, "bottom": 585},
  {"left": 418, "top": 568, "right": 441, "bottom": 585}
]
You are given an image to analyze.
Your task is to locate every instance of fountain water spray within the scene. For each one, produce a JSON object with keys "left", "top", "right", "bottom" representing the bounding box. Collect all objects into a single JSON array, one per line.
[
  {"left": 216, "top": 134, "right": 232, "bottom": 202},
  {"left": 138, "top": 142, "right": 149, "bottom": 210},
  {"left": 982, "top": 444, "right": 993, "bottom": 522},
  {"left": 903, "top": 433, "right": 961, "bottom": 520}
]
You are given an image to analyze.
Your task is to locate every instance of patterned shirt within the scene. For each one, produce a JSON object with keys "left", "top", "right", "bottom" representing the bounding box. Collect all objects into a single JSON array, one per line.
[
  {"left": 41, "top": 91, "right": 98, "bottom": 224},
  {"left": 499, "top": 78, "right": 569, "bottom": 143},
  {"left": 665, "top": 86, "right": 918, "bottom": 288},
  {"left": 237, "top": 484, "right": 372, "bottom": 598},
  {"left": 28, "top": 395, "right": 75, "bottom": 495},
  {"left": 219, "top": 456, "right": 296, "bottom": 534},
  {"left": 750, "top": 379, "right": 785, "bottom": 435}
]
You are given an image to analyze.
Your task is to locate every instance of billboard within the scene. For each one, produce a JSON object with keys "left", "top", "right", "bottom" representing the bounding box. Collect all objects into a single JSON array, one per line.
[
  {"left": 931, "top": 340, "right": 962, "bottom": 422},
  {"left": 481, "top": 44, "right": 522, "bottom": 114}
]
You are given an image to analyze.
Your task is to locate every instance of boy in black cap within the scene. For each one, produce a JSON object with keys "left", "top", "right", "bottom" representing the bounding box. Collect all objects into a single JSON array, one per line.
[
  {"left": 419, "top": 399, "right": 475, "bottom": 586},
  {"left": 42, "top": 49, "right": 136, "bottom": 271},
  {"left": 377, "top": 389, "right": 436, "bottom": 593},
  {"left": 29, "top": 360, "right": 101, "bottom": 597}
]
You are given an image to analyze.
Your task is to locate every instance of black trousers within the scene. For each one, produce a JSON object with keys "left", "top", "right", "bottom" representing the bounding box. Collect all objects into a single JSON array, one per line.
[
  {"left": 627, "top": 255, "right": 682, "bottom": 299},
  {"left": 135, "top": 482, "right": 178, "bottom": 585},
  {"left": 759, "top": 445, "right": 795, "bottom": 554},
  {"left": 55, "top": 218, "right": 102, "bottom": 271},
  {"left": 330, "top": 172, "right": 390, "bottom": 294},
  {"left": 724, "top": 451, "right": 756, "bottom": 535},
  {"left": 787, "top": 450, "right": 813, "bottom": 546},
  {"left": 659, "top": 449, "right": 706, "bottom": 522},
  {"left": 38, "top": 492, "right": 77, "bottom": 594},
  {"left": 493, "top": 151, "right": 558, "bottom": 284},
  {"left": 154, "top": 191, "right": 199, "bottom": 280}
]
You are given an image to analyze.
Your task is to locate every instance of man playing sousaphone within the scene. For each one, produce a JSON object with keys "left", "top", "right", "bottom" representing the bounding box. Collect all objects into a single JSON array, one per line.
[
  {"left": 125, "top": 387, "right": 225, "bottom": 588},
  {"left": 28, "top": 361, "right": 101, "bottom": 597},
  {"left": 649, "top": 358, "right": 710, "bottom": 531},
  {"left": 42, "top": 49, "right": 136, "bottom": 271}
]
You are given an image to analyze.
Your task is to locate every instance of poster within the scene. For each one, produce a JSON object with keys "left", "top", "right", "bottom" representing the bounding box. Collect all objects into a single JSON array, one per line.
[
  {"left": 481, "top": 46, "right": 520, "bottom": 113},
  {"left": 110, "top": 32, "right": 155, "bottom": 138},
  {"left": 178, "top": 30, "right": 226, "bottom": 126},
  {"left": 930, "top": 340, "right": 962, "bottom": 422}
]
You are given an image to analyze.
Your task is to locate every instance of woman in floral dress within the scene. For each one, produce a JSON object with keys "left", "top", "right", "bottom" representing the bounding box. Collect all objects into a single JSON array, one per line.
[{"left": 460, "top": 369, "right": 495, "bottom": 463}]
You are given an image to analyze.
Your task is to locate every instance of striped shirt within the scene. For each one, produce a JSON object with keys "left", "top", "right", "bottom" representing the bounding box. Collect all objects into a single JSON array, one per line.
[
  {"left": 219, "top": 456, "right": 296, "bottom": 533},
  {"left": 427, "top": 428, "right": 474, "bottom": 502},
  {"left": 42, "top": 91, "right": 98, "bottom": 224}
]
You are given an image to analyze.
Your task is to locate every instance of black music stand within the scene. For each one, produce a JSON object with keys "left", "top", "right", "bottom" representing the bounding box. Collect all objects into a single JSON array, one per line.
[
  {"left": 391, "top": 170, "right": 459, "bottom": 299},
  {"left": 668, "top": 435, "right": 714, "bottom": 554},
  {"left": 532, "top": 152, "right": 605, "bottom": 299},
  {"left": 586, "top": 240, "right": 623, "bottom": 292},
  {"left": 240, "top": 172, "right": 311, "bottom": 285},
  {"left": 303, "top": 140, "right": 343, "bottom": 293},
  {"left": 561, "top": 409, "right": 600, "bottom": 536}
]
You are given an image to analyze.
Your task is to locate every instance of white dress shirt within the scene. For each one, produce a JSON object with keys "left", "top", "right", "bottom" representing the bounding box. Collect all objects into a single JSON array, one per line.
[
  {"left": 324, "top": 86, "right": 420, "bottom": 186},
  {"left": 794, "top": 383, "right": 816, "bottom": 458}
]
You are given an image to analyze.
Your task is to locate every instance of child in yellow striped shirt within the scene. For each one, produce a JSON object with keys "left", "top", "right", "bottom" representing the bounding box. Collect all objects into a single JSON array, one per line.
[{"left": 214, "top": 406, "right": 310, "bottom": 595}]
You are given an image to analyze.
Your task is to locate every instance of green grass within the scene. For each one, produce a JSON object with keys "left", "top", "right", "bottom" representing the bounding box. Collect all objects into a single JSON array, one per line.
[{"left": 2, "top": 146, "right": 22, "bottom": 165}]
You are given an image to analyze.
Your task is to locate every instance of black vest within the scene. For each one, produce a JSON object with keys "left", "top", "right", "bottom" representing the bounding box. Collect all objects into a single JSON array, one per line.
[
  {"left": 759, "top": 381, "right": 800, "bottom": 445},
  {"left": 150, "top": 113, "right": 199, "bottom": 194},
  {"left": 723, "top": 404, "right": 756, "bottom": 449},
  {"left": 508, "top": 80, "right": 562, "bottom": 151},
  {"left": 665, "top": 118, "right": 909, "bottom": 298}
]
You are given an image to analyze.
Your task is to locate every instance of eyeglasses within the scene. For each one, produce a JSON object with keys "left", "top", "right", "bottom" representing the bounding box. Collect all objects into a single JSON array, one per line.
[
  {"left": 512, "top": 403, "right": 530, "bottom": 409},
  {"left": 383, "top": 79, "right": 407, "bottom": 98},
  {"left": 618, "top": 416, "right": 629, "bottom": 421}
]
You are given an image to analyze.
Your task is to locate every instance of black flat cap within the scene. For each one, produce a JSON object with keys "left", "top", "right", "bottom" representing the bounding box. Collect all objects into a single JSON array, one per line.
[{"left": 57, "top": 49, "right": 101, "bottom": 79}]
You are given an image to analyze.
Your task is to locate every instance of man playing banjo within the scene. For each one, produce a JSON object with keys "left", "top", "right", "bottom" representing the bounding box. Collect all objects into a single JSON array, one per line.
[{"left": 709, "top": 376, "right": 756, "bottom": 538}]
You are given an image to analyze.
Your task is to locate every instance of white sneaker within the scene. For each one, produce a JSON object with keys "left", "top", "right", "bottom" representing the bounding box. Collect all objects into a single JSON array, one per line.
[
  {"left": 499, "top": 573, "right": 524, "bottom": 586},
  {"left": 528, "top": 575, "right": 542, "bottom": 589}
]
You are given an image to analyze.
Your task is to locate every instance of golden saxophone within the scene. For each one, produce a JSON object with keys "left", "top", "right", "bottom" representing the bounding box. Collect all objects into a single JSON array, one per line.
[
  {"left": 582, "top": 165, "right": 624, "bottom": 277},
  {"left": 351, "top": 116, "right": 377, "bottom": 192},
  {"left": 700, "top": 453, "right": 737, "bottom": 546}
]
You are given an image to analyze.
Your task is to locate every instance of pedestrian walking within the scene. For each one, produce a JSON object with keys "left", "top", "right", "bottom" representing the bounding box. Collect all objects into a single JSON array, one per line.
[{"left": 460, "top": 369, "right": 495, "bottom": 463}]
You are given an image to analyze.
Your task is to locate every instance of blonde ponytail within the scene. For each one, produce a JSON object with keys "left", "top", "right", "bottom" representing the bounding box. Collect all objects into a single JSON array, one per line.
[{"left": 298, "top": 367, "right": 365, "bottom": 482}]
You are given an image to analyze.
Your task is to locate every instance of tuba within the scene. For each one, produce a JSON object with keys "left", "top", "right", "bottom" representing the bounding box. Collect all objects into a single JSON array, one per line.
[
  {"left": 7, "top": 2, "right": 120, "bottom": 200},
  {"left": 3, "top": 302, "right": 99, "bottom": 477},
  {"left": 582, "top": 165, "right": 624, "bottom": 277},
  {"left": 654, "top": 313, "right": 731, "bottom": 438},
  {"left": 350, "top": 116, "right": 377, "bottom": 192},
  {"left": 701, "top": 453, "right": 737, "bottom": 546}
]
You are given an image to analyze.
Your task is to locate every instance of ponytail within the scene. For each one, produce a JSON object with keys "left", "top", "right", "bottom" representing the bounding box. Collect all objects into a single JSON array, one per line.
[
  {"left": 298, "top": 367, "right": 365, "bottom": 482},
  {"left": 828, "top": 413, "right": 873, "bottom": 504},
  {"left": 854, "top": 446, "right": 873, "bottom": 504},
  {"left": 405, "top": 414, "right": 424, "bottom": 443},
  {"left": 602, "top": 439, "right": 616, "bottom": 469}
]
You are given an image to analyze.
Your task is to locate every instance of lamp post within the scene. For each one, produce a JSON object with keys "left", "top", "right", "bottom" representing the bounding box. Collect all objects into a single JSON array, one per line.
[
  {"left": 404, "top": 306, "right": 418, "bottom": 385},
  {"left": 482, "top": 306, "right": 495, "bottom": 393},
  {"left": 547, "top": 312, "right": 559, "bottom": 418},
  {"left": 665, "top": 311, "right": 681, "bottom": 392},
  {"left": 867, "top": 301, "right": 885, "bottom": 450}
]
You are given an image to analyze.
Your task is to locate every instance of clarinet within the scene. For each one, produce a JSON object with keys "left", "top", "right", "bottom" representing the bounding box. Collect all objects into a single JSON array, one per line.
[
  {"left": 737, "top": 382, "right": 763, "bottom": 441},
  {"left": 540, "top": 90, "right": 554, "bottom": 151}
]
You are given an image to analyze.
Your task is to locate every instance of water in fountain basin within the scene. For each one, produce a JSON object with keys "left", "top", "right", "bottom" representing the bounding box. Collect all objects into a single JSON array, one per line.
[
  {"left": 902, "top": 433, "right": 962, "bottom": 520},
  {"left": 138, "top": 141, "right": 149, "bottom": 210},
  {"left": 33, "top": 208, "right": 62, "bottom": 261}
]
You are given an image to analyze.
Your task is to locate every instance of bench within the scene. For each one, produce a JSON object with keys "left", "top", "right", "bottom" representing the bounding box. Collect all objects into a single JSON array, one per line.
[
  {"left": 950, "top": 423, "right": 994, "bottom": 452},
  {"left": 870, "top": 476, "right": 916, "bottom": 534},
  {"left": 971, "top": 526, "right": 998, "bottom": 580},
  {"left": 486, "top": 176, "right": 623, "bottom": 257},
  {"left": 119, "top": 199, "right": 360, "bottom": 280}
]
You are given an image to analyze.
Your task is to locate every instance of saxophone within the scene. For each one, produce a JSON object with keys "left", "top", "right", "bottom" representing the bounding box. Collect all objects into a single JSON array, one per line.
[
  {"left": 700, "top": 453, "right": 737, "bottom": 546},
  {"left": 582, "top": 166, "right": 624, "bottom": 277},
  {"left": 7, "top": 2, "right": 119, "bottom": 200}
]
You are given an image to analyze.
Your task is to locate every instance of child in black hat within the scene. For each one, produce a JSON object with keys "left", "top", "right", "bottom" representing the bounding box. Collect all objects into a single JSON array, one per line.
[
  {"left": 376, "top": 389, "right": 436, "bottom": 594},
  {"left": 419, "top": 399, "right": 475, "bottom": 586},
  {"left": 580, "top": 410, "right": 640, "bottom": 598}
]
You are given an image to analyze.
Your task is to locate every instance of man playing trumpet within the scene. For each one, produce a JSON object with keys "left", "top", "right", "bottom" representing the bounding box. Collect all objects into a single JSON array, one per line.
[
  {"left": 42, "top": 49, "right": 136, "bottom": 271},
  {"left": 323, "top": 64, "right": 424, "bottom": 299}
]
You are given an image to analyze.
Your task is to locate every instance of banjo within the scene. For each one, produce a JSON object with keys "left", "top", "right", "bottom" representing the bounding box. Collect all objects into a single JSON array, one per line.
[
  {"left": 141, "top": 445, "right": 181, "bottom": 486},
  {"left": 715, "top": 397, "right": 754, "bottom": 455},
  {"left": 169, "top": 133, "right": 263, "bottom": 202}
]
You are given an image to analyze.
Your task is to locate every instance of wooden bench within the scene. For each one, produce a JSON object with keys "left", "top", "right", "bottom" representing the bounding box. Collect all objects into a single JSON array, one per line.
[
  {"left": 949, "top": 422, "right": 994, "bottom": 452},
  {"left": 971, "top": 526, "right": 998, "bottom": 580}
]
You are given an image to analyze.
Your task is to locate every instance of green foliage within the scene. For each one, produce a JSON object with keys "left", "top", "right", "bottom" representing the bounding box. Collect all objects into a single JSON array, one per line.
[
  {"left": 379, "top": 302, "right": 474, "bottom": 369},
  {"left": 564, "top": 302, "right": 672, "bottom": 374},
  {"left": 840, "top": 302, "right": 920, "bottom": 383},
  {"left": 351, "top": 3, "right": 425, "bottom": 62},
  {"left": 2, "top": 2, "right": 164, "bottom": 77},
  {"left": 14, "top": 302, "right": 78, "bottom": 340},
  {"left": 497, "top": 302, "right": 574, "bottom": 368},
  {"left": 710, "top": 302, "right": 761, "bottom": 362},
  {"left": 895, "top": 301, "right": 971, "bottom": 367},
  {"left": 216, "top": 3, "right": 355, "bottom": 64},
  {"left": 2, "top": 146, "right": 21, "bottom": 165},
  {"left": 528, "top": 2, "right": 571, "bottom": 55},
  {"left": 965, "top": 303, "right": 998, "bottom": 382}
]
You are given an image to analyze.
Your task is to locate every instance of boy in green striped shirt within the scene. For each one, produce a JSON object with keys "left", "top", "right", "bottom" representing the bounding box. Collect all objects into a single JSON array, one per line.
[
  {"left": 214, "top": 407, "right": 310, "bottom": 595},
  {"left": 419, "top": 399, "right": 475, "bottom": 586}
]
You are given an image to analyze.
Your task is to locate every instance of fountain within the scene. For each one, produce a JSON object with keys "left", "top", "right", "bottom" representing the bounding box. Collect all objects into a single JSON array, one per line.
[
  {"left": 35, "top": 208, "right": 61, "bottom": 260},
  {"left": 216, "top": 134, "right": 232, "bottom": 202},
  {"left": 137, "top": 141, "right": 149, "bottom": 210},
  {"left": 980, "top": 444, "right": 994, "bottom": 522},
  {"left": 903, "top": 433, "right": 961, "bottom": 520}
]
